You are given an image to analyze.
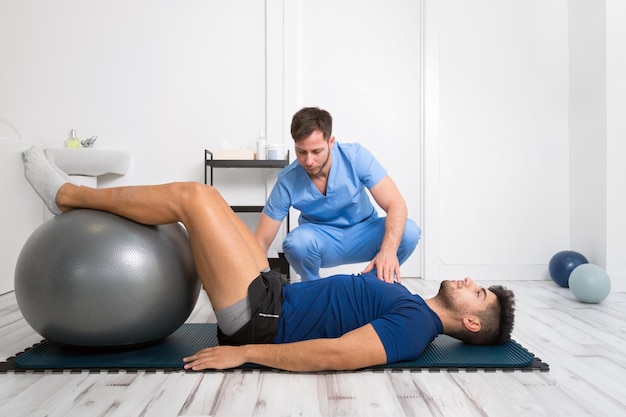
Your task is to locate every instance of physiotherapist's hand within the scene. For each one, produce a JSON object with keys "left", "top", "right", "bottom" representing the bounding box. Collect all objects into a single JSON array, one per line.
[{"left": 361, "top": 250, "right": 402, "bottom": 283}]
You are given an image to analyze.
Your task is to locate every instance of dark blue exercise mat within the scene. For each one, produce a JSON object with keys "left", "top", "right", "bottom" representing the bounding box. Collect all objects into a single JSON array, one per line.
[{"left": 4, "top": 323, "right": 548, "bottom": 373}]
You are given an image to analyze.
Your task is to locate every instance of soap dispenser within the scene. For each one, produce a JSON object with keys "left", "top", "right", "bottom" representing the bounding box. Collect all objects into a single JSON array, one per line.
[{"left": 65, "top": 129, "right": 81, "bottom": 148}]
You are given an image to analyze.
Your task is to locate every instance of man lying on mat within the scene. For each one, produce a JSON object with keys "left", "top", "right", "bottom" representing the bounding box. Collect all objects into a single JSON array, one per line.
[{"left": 23, "top": 146, "right": 516, "bottom": 372}]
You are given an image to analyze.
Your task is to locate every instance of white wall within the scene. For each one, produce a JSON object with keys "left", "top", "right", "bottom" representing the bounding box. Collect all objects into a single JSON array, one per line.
[
  {"left": 0, "top": 0, "right": 271, "bottom": 293},
  {"left": 569, "top": 0, "right": 607, "bottom": 272},
  {"left": 423, "top": 0, "right": 626, "bottom": 293},
  {"left": 606, "top": 0, "right": 626, "bottom": 292},
  {"left": 2, "top": 1, "right": 625, "bottom": 291},
  {"left": 425, "top": 0, "right": 571, "bottom": 281},
  {"left": 0, "top": 138, "right": 45, "bottom": 294},
  {"left": 1, "top": 0, "right": 424, "bottom": 285},
  {"left": 0, "top": 0, "right": 266, "bottom": 186}
]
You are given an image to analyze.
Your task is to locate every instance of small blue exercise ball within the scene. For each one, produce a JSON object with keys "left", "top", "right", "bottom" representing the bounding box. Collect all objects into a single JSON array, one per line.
[
  {"left": 548, "top": 250, "right": 589, "bottom": 287},
  {"left": 15, "top": 209, "right": 201, "bottom": 347},
  {"left": 569, "top": 264, "right": 611, "bottom": 304}
]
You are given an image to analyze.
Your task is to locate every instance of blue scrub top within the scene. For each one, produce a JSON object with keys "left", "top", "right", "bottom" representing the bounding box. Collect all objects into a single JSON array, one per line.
[{"left": 263, "top": 142, "right": 387, "bottom": 227}]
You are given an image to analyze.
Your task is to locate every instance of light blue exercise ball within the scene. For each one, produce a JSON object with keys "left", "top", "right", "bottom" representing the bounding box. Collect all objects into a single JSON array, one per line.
[{"left": 569, "top": 264, "right": 611, "bottom": 304}]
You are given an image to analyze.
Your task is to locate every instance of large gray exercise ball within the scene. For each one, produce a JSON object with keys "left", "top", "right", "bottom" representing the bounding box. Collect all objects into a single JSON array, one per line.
[{"left": 14, "top": 209, "right": 201, "bottom": 347}]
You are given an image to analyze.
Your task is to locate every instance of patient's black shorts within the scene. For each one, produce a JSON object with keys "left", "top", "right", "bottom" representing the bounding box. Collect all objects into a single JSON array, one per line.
[{"left": 217, "top": 270, "right": 286, "bottom": 346}]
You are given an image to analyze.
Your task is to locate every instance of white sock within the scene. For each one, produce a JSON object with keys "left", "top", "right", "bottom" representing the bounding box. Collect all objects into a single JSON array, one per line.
[
  {"left": 44, "top": 149, "right": 72, "bottom": 182},
  {"left": 23, "top": 146, "right": 67, "bottom": 215}
]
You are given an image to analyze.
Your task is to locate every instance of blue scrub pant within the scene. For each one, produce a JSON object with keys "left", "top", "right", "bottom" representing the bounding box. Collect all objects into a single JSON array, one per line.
[{"left": 282, "top": 217, "right": 421, "bottom": 281}]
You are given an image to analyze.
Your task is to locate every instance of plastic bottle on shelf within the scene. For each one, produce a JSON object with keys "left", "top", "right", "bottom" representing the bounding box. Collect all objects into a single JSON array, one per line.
[{"left": 256, "top": 131, "right": 267, "bottom": 160}]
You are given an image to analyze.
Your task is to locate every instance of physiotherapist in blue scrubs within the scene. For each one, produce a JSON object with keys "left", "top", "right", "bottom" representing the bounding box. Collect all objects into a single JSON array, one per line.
[{"left": 255, "top": 107, "right": 421, "bottom": 282}]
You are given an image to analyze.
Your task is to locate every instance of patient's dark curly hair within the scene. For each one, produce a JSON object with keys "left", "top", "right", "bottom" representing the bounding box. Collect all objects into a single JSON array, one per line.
[
  {"left": 450, "top": 285, "right": 516, "bottom": 346},
  {"left": 487, "top": 285, "right": 516, "bottom": 345}
]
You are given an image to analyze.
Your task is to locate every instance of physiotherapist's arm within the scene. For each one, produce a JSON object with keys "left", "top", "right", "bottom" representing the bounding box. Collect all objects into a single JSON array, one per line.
[
  {"left": 362, "top": 175, "right": 408, "bottom": 283},
  {"left": 254, "top": 212, "right": 283, "bottom": 256},
  {"left": 183, "top": 324, "right": 387, "bottom": 372}
]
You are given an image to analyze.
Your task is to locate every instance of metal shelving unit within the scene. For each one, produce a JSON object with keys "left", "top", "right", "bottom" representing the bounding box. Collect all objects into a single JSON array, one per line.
[{"left": 204, "top": 149, "right": 291, "bottom": 277}]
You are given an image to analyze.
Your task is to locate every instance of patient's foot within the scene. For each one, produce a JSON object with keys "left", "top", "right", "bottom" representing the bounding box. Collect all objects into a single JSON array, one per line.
[
  {"left": 23, "top": 146, "right": 67, "bottom": 215},
  {"left": 44, "top": 148, "right": 72, "bottom": 182}
]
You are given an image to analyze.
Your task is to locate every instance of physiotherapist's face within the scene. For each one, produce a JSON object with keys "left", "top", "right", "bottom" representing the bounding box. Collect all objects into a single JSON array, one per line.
[{"left": 294, "top": 130, "right": 335, "bottom": 177}]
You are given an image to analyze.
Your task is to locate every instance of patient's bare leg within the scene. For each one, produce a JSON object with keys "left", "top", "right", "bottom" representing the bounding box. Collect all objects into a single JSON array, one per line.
[{"left": 24, "top": 146, "right": 267, "bottom": 310}]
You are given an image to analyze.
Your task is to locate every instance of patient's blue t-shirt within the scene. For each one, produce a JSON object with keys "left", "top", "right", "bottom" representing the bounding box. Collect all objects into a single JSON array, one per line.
[
  {"left": 274, "top": 273, "right": 443, "bottom": 364},
  {"left": 263, "top": 142, "right": 387, "bottom": 227}
]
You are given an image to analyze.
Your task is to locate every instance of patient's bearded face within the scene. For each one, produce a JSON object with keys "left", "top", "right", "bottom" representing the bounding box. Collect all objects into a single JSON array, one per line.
[{"left": 437, "top": 280, "right": 457, "bottom": 310}]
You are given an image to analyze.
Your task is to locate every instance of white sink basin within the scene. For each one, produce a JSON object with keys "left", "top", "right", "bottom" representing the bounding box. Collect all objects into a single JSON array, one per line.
[{"left": 47, "top": 148, "right": 131, "bottom": 177}]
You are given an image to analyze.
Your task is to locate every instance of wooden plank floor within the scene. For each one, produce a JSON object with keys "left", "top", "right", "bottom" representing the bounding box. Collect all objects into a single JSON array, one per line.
[{"left": 1, "top": 279, "right": 625, "bottom": 417}]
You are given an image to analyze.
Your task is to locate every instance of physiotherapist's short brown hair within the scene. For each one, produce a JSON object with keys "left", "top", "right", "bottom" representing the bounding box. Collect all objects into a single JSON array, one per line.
[{"left": 290, "top": 107, "right": 333, "bottom": 142}]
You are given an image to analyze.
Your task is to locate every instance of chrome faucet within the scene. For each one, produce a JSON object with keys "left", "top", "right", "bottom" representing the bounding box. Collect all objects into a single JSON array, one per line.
[{"left": 81, "top": 136, "right": 98, "bottom": 148}]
